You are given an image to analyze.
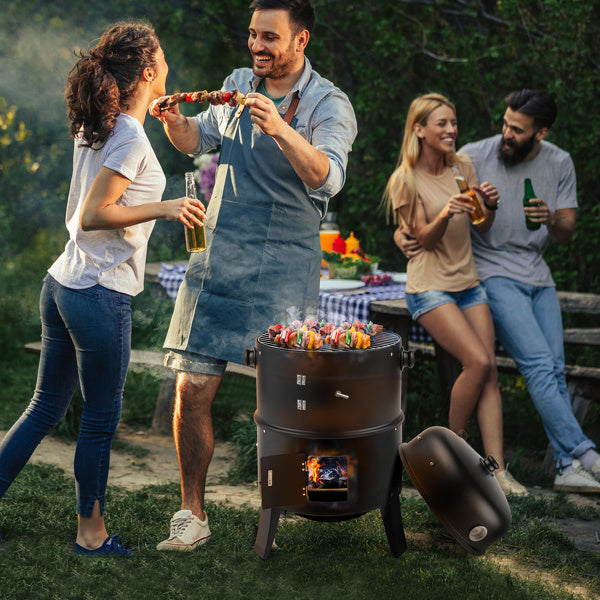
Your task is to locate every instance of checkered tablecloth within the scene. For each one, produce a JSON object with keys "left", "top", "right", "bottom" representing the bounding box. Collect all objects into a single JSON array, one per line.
[
  {"left": 158, "top": 262, "right": 188, "bottom": 301},
  {"left": 157, "top": 263, "right": 428, "bottom": 341},
  {"left": 317, "top": 284, "right": 402, "bottom": 322}
]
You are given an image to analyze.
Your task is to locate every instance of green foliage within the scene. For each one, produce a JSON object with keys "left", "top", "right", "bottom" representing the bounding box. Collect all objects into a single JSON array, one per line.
[
  {"left": 225, "top": 413, "right": 259, "bottom": 484},
  {"left": 2, "top": 0, "right": 598, "bottom": 286}
]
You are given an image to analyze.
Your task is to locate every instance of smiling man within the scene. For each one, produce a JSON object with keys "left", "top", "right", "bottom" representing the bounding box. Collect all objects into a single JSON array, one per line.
[
  {"left": 150, "top": 0, "right": 357, "bottom": 551},
  {"left": 460, "top": 91, "right": 600, "bottom": 494}
]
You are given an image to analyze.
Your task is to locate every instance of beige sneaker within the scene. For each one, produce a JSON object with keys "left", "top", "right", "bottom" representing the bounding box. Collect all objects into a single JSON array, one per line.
[
  {"left": 156, "top": 509, "right": 211, "bottom": 551},
  {"left": 554, "top": 460, "right": 600, "bottom": 494},
  {"left": 495, "top": 469, "right": 529, "bottom": 496},
  {"left": 586, "top": 457, "right": 600, "bottom": 483}
]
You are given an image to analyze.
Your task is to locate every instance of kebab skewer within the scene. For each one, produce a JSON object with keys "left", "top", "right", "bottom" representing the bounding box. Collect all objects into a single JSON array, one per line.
[
  {"left": 158, "top": 89, "right": 247, "bottom": 112},
  {"left": 268, "top": 320, "right": 383, "bottom": 350}
]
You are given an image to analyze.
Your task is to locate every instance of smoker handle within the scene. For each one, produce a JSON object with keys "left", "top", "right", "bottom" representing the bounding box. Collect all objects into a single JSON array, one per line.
[
  {"left": 244, "top": 348, "right": 256, "bottom": 367},
  {"left": 400, "top": 348, "right": 415, "bottom": 370}
]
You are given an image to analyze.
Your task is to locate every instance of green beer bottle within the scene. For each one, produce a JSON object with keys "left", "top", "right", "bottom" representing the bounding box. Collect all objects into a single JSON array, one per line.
[{"left": 523, "top": 178, "right": 541, "bottom": 231}]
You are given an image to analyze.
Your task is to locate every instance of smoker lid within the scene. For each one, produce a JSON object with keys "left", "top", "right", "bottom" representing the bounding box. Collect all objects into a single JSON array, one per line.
[{"left": 399, "top": 426, "right": 512, "bottom": 555}]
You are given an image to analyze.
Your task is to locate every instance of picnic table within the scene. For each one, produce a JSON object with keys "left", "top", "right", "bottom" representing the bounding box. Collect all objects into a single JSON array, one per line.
[
  {"left": 145, "top": 261, "right": 428, "bottom": 346},
  {"left": 149, "top": 260, "right": 409, "bottom": 321}
]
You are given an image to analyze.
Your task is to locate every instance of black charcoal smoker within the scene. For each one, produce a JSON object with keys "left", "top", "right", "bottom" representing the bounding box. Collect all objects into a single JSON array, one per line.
[{"left": 244, "top": 330, "right": 511, "bottom": 559}]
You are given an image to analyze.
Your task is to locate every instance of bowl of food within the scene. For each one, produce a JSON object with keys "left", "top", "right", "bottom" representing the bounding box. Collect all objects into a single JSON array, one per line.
[{"left": 323, "top": 250, "right": 381, "bottom": 280}]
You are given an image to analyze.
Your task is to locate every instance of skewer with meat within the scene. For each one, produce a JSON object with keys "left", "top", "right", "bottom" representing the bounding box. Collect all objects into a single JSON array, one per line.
[
  {"left": 272, "top": 324, "right": 325, "bottom": 350},
  {"left": 157, "top": 89, "right": 246, "bottom": 112},
  {"left": 326, "top": 326, "right": 372, "bottom": 349},
  {"left": 268, "top": 319, "right": 382, "bottom": 350}
]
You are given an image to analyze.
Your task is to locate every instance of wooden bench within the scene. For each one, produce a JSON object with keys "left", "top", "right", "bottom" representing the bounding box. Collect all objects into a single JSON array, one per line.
[
  {"left": 24, "top": 341, "right": 256, "bottom": 433},
  {"left": 369, "top": 292, "right": 600, "bottom": 473}
]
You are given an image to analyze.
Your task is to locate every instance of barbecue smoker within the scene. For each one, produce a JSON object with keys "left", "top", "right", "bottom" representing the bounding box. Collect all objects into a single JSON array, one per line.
[{"left": 244, "top": 330, "right": 511, "bottom": 559}]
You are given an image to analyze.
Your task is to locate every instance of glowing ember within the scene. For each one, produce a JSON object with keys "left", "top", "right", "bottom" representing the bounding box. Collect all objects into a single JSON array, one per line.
[{"left": 307, "top": 456, "right": 348, "bottom": 490}]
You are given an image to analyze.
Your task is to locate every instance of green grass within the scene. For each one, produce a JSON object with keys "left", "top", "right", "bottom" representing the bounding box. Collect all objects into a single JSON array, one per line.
[
  {"left": 0, "top": 465, "right": 598, "bottom": 600},
  {"left": 2, "top": 253, "right": 600, "bottom": 600}
]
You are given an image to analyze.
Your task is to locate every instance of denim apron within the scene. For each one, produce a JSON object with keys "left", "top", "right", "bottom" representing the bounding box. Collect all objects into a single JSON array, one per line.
[{"left": 164, "top": 102, "right": 322, "bottom": 364}]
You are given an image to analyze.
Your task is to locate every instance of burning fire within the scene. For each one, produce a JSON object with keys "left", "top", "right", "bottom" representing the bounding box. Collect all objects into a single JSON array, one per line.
[
  {"left": 307, "top": 457, "right": 322, "bottom": 488},
  {"left": 307, "top": 456, "right": 348, "bottom": 489}
]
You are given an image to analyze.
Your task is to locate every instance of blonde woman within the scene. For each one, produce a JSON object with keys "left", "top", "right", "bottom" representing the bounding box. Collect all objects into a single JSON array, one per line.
[{"left": 383, "top": 93, "right": 527, "bottom": 496}]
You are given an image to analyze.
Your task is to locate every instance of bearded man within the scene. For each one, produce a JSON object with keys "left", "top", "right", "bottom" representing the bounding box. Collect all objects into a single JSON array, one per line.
[
  {"left": 149, "top": 0, "right": 357, "bottom": 550},
  {"left": 398, "top": 89, "right": 600, "bottom": 494}
]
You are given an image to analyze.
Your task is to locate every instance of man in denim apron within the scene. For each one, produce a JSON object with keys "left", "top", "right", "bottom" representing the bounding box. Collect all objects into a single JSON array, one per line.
[{"left": 151, "top": 0, "right": 357, "bottom": 550}]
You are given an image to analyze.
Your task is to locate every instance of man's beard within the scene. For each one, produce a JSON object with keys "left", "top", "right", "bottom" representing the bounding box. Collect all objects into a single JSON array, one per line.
[
  {"left": 497, "top": 132, "right": 536, "bottom": 166},
  {"left": 251, "top": 40, "right": 297, "bottom": 80}
]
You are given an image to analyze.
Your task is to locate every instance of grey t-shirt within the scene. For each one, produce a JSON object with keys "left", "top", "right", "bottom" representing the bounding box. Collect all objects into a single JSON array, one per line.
[{"left": 460, "top": 135, "right": 577, "bottom": 287}]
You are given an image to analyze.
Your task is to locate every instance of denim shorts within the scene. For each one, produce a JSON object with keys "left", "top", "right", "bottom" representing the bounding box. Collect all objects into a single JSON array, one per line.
[
  {"left": 405, "top": 284, "right": 488, "bottom": 321},
  {"left": 164, "top": 349, "right": 227, "bottom": 376}
]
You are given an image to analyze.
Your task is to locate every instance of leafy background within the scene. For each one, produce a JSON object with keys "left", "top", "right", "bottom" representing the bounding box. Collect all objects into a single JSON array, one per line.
[{"left": 1, "top": 0, "right": 599, "bottom": 291}]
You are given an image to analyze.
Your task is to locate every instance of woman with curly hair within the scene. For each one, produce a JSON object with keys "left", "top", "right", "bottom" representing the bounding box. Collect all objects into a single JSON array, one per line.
[{"left": 0, "top": 21, "right": 205, "bottom": 555}]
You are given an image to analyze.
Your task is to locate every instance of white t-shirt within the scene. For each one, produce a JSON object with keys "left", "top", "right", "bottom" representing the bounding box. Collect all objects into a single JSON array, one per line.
[
  {"left": 460, "top": 135, "right": 577, "bottom": 287},
  {"left": 48, "top": 114, "right": 166, "bottom": 296}
]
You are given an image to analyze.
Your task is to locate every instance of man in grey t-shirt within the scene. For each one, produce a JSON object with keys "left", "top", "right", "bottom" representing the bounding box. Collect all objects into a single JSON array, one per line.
[{"left": 397, "top": 90, "right": 600, "bottom": 493}]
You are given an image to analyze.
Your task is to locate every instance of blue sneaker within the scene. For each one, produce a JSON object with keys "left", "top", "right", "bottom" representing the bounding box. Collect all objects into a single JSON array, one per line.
[{"left": 73, "top": 535, "right": 133, "bottom": 557}]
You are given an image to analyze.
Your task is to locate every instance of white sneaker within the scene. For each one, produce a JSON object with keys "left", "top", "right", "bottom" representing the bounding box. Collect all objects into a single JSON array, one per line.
[
  {"left": 156, "top": 509, "right": 211, "bottom": 551},
  {"left": 586, "top": 457, "right": 600, "bottom": 483},
  {"left": 553, "top": 460, "right": 600, "bottom": 494},
  {"left": 495, "top": 470, "right": 529, "bottom": 496}
]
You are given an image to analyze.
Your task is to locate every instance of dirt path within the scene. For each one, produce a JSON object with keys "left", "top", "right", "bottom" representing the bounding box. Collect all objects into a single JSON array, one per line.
[{"left": 0, "top": 426, "right": 262, "bottom": 511}]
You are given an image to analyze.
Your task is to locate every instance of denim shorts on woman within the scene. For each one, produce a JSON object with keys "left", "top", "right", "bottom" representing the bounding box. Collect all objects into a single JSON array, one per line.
[{"left": 405, "top": 284, "right": 488, "bottom": 321}]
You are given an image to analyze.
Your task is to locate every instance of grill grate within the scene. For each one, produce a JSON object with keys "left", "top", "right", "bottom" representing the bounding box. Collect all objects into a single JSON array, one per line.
[{"left": 257, "top": 330, "right": 400, "bottom": 352}]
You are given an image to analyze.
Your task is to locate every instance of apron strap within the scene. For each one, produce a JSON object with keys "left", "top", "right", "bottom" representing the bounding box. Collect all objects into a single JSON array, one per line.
[
  {"left": 283, "top": 74, "right": 312, "bottom": 125},
  {"left": 283, "top": 93, "right": 301, "bottom": 125},
  {"left": 237, "top": 74, "right": 313, "bottom": 124}
]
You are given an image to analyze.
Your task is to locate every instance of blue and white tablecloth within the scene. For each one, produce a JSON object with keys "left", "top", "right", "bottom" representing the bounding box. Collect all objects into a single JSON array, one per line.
[
  {"left": 158, "top": 262, "right": 188, "bottom": 301},
  {"left": 157, "top": 262, "right": 428, "bottom": 342}
]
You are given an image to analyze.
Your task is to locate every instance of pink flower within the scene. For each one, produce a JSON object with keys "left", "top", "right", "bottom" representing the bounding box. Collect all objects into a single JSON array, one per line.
[{"left": 193, "top": 153, "right": 219, "bottom": 202}]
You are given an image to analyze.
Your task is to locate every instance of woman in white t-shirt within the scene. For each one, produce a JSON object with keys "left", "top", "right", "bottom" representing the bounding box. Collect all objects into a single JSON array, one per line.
[
  {"left": 383, "top": 93, "right": 527, "bottom": 497},
  {"left": 0, "top": 22, "right": 205, "bottom": 555}
]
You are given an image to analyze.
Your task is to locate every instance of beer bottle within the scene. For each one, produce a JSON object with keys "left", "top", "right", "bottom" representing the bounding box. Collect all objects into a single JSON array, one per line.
[
  {"left": 184, "top": 172, "right": 207, "bottom": 252},
  {"left": 452, "top": 167, "right": 485, "bottom": 225},
  {"left": 523, "top": 178, "right": 541, "bottom": 231}
]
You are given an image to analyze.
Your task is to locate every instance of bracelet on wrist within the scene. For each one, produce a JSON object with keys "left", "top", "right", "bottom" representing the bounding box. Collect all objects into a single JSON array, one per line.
[{"left": 484, "top": 198, "right": 499, "bottom": 211}]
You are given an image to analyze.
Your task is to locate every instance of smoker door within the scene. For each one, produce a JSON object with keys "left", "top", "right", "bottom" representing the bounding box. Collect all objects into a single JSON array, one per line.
[{"left": 259, "top": 453, "right": 307, "bottom": 509}]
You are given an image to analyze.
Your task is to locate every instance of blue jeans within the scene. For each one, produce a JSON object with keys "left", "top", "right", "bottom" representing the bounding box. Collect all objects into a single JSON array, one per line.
[
  {"left": 482, "top": 276, "right": 595, "bottom": 468},
  {"left": 0, "top": 275, "right": 131, "bottom": 515}
]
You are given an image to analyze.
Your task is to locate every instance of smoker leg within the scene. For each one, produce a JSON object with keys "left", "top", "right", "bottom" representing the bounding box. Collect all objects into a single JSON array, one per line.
[
  {"left": 382, "top": 457, "right": 407, "bottom": 557},
  {"left": 254, "top": 507, "right": 281, "bottom": 559},
  {"left": 382, "top": 492, "right": 407, "bottom": 558}
]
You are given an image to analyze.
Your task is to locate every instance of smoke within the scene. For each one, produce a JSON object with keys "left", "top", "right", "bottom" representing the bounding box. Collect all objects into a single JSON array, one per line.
[{"left": 0, "top": 22, "right": 93, "bottom": 128}]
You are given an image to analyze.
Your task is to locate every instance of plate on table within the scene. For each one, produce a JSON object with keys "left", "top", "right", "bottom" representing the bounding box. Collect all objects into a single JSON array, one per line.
[
  {"left": 320, "top": 279, "right": 366, "bottom": 291},
  {"left": 390, "top": 272, "right": 407, "bottom": 283}
]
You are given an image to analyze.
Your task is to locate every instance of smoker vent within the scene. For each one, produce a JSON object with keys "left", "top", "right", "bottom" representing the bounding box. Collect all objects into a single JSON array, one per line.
[{"left": 257, "top": 330, "right": 400, "bottom": 352}]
